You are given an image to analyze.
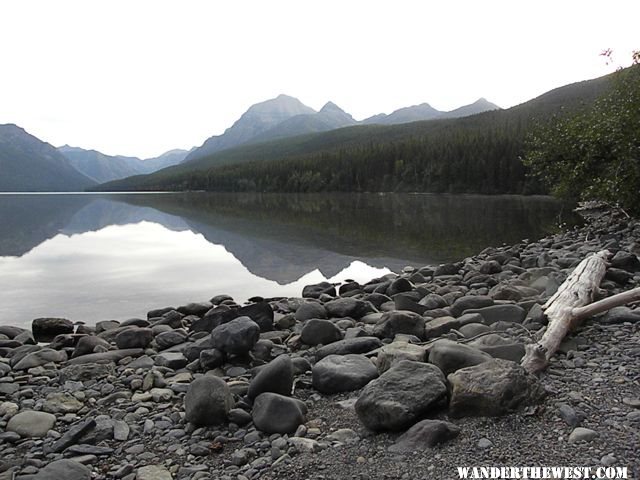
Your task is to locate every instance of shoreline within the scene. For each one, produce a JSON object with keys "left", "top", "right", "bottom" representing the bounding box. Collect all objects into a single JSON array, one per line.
[{"left": 1, "top": 205, "right": 639, "bottom": 480}]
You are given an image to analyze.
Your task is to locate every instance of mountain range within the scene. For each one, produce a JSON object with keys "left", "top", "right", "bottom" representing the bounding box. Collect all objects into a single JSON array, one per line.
[
  {"left": 184, "top": 95, "right": 500, "bottom": 162},
  {"left": 57, "top": 145, "right": 192, "bottom": 184},
  {"left": 0, "top": 124, "right": 96, "bottom": 191},
  {"left": 0, "top": 93, "right": 502, "bottom": 191}
]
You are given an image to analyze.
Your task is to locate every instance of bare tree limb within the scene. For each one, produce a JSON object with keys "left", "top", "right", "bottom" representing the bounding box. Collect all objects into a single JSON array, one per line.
[{"left": 521, "top": 250, "right": 611, "bottom": 373}]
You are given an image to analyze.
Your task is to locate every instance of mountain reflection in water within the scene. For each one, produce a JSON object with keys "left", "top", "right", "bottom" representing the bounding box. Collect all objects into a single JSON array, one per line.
[{"left": 0, "top": 192, "right": 579, "bottom": 326}]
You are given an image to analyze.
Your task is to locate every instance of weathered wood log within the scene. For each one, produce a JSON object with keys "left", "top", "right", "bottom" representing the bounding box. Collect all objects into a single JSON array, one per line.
[{"left": 521, "top": 250, "right": 612, "bottom": 373}]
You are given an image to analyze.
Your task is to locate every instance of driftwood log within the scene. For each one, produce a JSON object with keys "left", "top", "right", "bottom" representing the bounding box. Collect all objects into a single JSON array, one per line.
[{"left": 521, "top": 249, "right": 640, "bottom": 373}]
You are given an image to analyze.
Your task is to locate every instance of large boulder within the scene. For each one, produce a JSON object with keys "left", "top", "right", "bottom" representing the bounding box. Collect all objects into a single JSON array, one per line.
[
  {"left": 373, "top": 310, "right": 426, "bottom": 340},
  {"left": 428, "top": 339, "right": 492, "bottom": 376},
  {"left": 247, "top": 355, "right": 293, "bottom": 400},
  {"left": 184, "top": 376, "right": 233, "bottom": 426},
  {"left": 7, "top": 410, "right": 56, "bottom": 437},
  {"left": 252, "top": 392, "right": 307, "bottom": 434},
  {"left": 32, "top": 317, "right": 74, "bottom": 342},
  {"left": 210, "top": 316, "right": 260, "bottom": 355},
  {"left": 448, "top": 359, "right": 546, "bottom": 417},
  {"left": 388, "top": 419, "right": 461, "bottom": 453},
  {"left": 355, "top": 360, "right": 447, "bottom": 431},
  {"left": 312, "top": 354, "right": 378, "bottom": 394},
  {"left": 300, "top": 319, "right": 343, "bottom": 346}
]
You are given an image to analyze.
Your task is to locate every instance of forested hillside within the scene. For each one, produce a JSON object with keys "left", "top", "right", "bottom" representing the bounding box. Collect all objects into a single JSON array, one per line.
[{"left": 95, "top": 71, "right": 614, "bottom": 194}]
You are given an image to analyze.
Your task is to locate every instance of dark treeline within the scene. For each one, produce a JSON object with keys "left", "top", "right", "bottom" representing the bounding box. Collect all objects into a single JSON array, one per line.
[
  {"left": 184, "top": 116, "right": 532, "bottom": 194},
  {"left": 96, "top": 71, "right": 614, "bottom": 194}
]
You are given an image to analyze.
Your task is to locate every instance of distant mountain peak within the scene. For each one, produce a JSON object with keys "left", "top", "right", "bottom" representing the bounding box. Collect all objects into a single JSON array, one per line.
[{"left": 320, "top": 101, "right": 345, "bottom": 113}]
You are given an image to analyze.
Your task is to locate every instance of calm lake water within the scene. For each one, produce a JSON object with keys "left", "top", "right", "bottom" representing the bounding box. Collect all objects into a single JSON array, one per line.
[{"left": 0, "top": 192, "right": 579, "bottom": 327}]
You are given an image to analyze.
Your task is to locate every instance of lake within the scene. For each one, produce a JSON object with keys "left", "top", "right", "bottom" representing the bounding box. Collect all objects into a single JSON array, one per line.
[{"left": 0, "top": 192, "right": 579, "bottom": 327}]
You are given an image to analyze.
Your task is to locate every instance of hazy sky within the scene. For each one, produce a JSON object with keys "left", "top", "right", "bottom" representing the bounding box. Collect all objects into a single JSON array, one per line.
[{"left": 0, "top": 1, "right": 637, "bottom": 158}]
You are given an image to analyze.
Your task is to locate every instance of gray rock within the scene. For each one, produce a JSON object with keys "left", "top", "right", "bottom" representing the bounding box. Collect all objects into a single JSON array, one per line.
[
  {"left": 477, "top": 438, "right": 493, "bottom": 449},
  {"left": 185, "top": 375, "right": 233, "bottom": 426},
  {"left": 423, "top": 316, "right": 461, "bottom": 339},
  {"left": 13, "top": 348, "right": 67, "bottom": 370},
  {"left": 71, "top": 336, "right": 110, "bottom": 358},
  {"left": 42, "top": 392, "right": 84, "bottom": 414},
  {"left": 229, "top": 408, "right": 252, "bottom": 426},
  {"left": 127, "top": 355, "right": 155, "bottom": 370},
  {"left": 601, "top": 306, "right": 640, "bottom": 325},
  {"left": 137, "top": 465, "right": 172, "bottom": 480},
  {"left": 48, "top": 419, "right": 96, "bottom": 453},
  {"left": 373, "top": 310, "right": 425, "bottom": 340},
  {"left": 434, "top": 262, "right": 462, "bottom": 276},
  {"left": 252, "top": 392, "right": 307, "bottom": 434},
  {"left": 302, "top": 282, "right": 336, "bottom": 299},
  {"left": 477, "top": 343, "right": 526, "bottom": 362},
  {"left": 300, "top": 319, "right": 343, "bottom": 345},
  {"left": 325, "top": 428, "right": 360, "bottom": 444},
  {"left": 155, "top": 329, "right": 189, "bottom": 350},
  {"left": 312, "top": 354, "right": 378, "bottom": 393},
  {"left": 248, "top": 355, "right": 293, "bottom": 400},
  {"left": 393, "top": 294, "right": 428, "bottom": 315},
  {"left": 388, "top": 419, "right": 460, "bottom": 452},
  {"left": 7, "top": 410, "right": 56, "bottom": 437},
  {"left": 610, "top": 250, "right": 640, "bottom": 272},
  {"left": 178, "top": 301, "right": 213, "bottom": 316},
  {"left": 355, "top": 360, "right": 447, "bottom": 431},
  {"left": 66, "top": 349, "right": 143, "bottom": 365},
  {"left": 448, "top": 359, "right": 546, "bottom": 417},
  {"left": 155, "top": 352, "right": 188, "bottom": 369},
  {"left": 568, "top": 427, "right": 598, "bottom": 443},
  {"left": 324, "top": 297, "right": 371, "bottom": 319},
  {"left": 114, "top": 327, "right": 154, "bottom": 349},
  {"left": 450, "top": 295, "right": 494, "bottom": 316},
  {"left": 458, "top": 323, "right": 491, "bottom": 337},
  {"left": 428, "top": 340, "right": 492, "bottom": 375},
  {"left": 557, "top": 403, "right": 582, "bottom": 427},
  {"left": 32, "top": 317, "right": 74, "bottom": 342},
  {"left": 199, "top": 348, "right": 225, "bottom": 370},
  {"left": 0, "top": 325, "right": 27, "bottom": 339},
  {"left": 210, "top": 316, "right": 260, "bottom": 355},
  {"left": 376, "top": 341, "right": 426, "bottom": 373},
  {"left": 463, "top": 304, "right": 526, "bottom": 324},
  {"left": 59, "top": 363, "right": 114, "bottom": 382},
  {"left": 419, "top": 293, "right": 448, "bottom": 310},
  {"left": 31, "top": 459, "right": 90, "bottom": 480},
  {"left": 295, "top": 302, "right": 327, "bottom": 321},
  {"left": 315, "top": 337, "right": 383, "bottom": 360}
]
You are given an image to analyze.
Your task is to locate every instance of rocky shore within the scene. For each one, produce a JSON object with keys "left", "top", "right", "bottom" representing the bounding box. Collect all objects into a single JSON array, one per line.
[{"left": 1, "top": 206, "right": 639, "bottom": 480}]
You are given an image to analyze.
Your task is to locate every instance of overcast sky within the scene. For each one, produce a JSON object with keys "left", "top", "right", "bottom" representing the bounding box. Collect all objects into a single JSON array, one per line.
[{"left": 0, "top": 1, "right": 637, "bottom": 159}]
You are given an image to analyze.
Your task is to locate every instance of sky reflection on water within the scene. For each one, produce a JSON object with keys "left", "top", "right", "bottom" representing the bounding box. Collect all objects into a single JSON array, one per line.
[{"left": 0, "top": 192, "right": 578, "bottom": 327}]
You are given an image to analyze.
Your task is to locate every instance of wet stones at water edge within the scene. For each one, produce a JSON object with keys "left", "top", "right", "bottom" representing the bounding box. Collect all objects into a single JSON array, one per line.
[{"left": 0, "top": 208, "right": 638, "bottom": 478}]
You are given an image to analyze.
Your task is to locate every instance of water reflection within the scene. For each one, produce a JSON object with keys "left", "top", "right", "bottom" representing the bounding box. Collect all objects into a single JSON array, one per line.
[{"left": 0, "top": 193, "right": 578, "bottom": 326}]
